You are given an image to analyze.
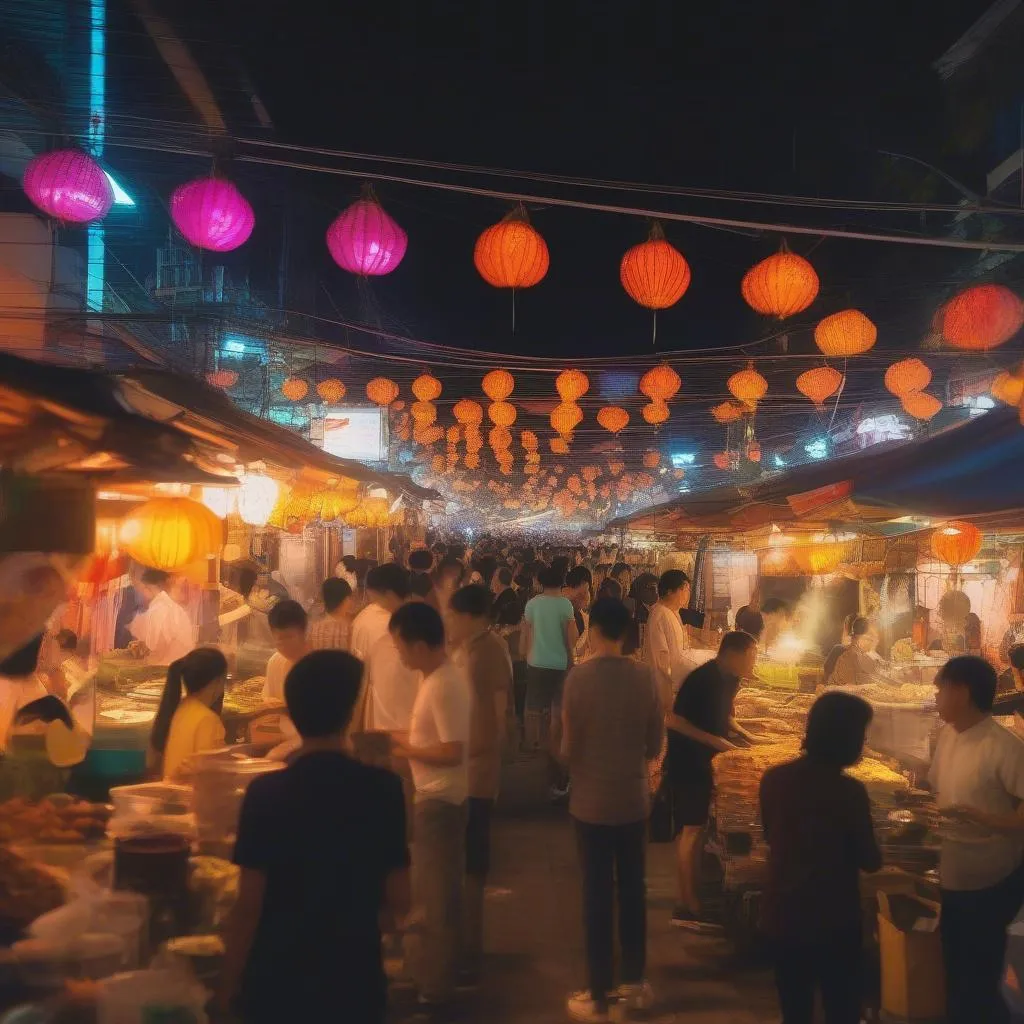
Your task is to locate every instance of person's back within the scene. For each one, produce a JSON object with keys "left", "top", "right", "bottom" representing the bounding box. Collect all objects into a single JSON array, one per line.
[{"left": 524, "top": 591, "right": 574, "bottom": 669}]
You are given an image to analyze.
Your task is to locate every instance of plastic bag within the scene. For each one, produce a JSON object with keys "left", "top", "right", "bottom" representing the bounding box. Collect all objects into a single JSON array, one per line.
[{"left": 98, "top": 967, "right": 208, "bottom": 1024}]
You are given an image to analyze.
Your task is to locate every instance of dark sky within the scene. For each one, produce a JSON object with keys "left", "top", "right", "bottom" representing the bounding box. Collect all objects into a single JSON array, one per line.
[{"left": 171, "top": 0, "right": 996, "bottom": 358}]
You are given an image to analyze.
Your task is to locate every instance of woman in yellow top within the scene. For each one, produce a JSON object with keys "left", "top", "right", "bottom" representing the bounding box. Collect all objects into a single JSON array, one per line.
[{"left": 150, "top": 647, "right": 227, "bottom": 780}]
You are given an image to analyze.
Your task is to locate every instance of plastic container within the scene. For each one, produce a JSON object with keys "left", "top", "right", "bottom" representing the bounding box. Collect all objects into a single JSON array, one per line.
[
  {"left": 64, "top": 933, "right": 129, "bottom": 980},
  {"left": 113, "top": 834, "right": 190, "bottom": 948},
  {"left": 109, "top": 783, "right": 193, "bottom": 818},
  {"left": 191, "top": 750, "right": 284, "bottom": 849},
  {"left": 97, "top": 967, "right": 208, "bottom": 1024}
]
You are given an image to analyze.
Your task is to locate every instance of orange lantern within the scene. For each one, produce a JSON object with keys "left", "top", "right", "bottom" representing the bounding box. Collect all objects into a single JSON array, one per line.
[
  {"left": 120, "top": 497, "right": 222, "bottom": 572},
  {"left": 281, "top": 377, "right": 308, "bottom": 402},
  {"left": 411, "top": 373, "right": 442, "bottom": 402},
  {"left": 488, "top": 426, "right": 512, "bottom": 450},
  {"left": 597, "top": 405, "right": 629, "bottom": 434},
  {"left": 555, "top": 369, "right": 590, "bottom": 402},
  {"left": 465, "top": 452, "right": 480, "bottom": 470},
  {"left": 642, "top": 450, "right": 660, "bottom": 469},
  {"left": 942, "top": 284, "right": 1024, "bottom": 351},
  {"left": 639, "top": 364, "right": 681, "bottom": 402},
  {"left": 741, "top": 245, "right": 819, "bottom": 319},
  {"left": 747, "top": 442, "right": 762, "bottom": 463},
  {"left": 901, "top": 391, "right": 943, "bottom": 421},
  {"left": 581, "top": 466, "right": 599, "bottom": 483},
  {"left": 445, "top": 425, "right": 461, "bottom": 445},
  {"left": 207, "top": 369, "right": 237, "bottom": 389},
  {"left": 366, "top": 377, "right": 399, "bottom": 405},
  {"left": 885, "top": 358, "right": 931, "bottom": 397},
  {"left": 796, "top": 366, "right": 844, "bottom": 406},
  {"left": 641, "top": 401, "right": 669, "bottom": 425},
  {"left": 728, "top": 363, "right": 768, "bottom": 407},
  {"left": 487, "top": 401, "right": 517, "bottom": 427},
  {"left": 619, "top": 223, "right": 691, "bottom": 309},
  {"left": 932, "top": 520, "right": 983, "bottom": 567},
  {"left": 474, "top": 204, "right": 549, "bottom": 289},
  {"left": 410, "top": 400, "right": 437, "bottom": 425},
  {"left": 465, "top": 428, "right": 483, "bottom": 453},
  {"left": 482, "top": 369, "right": 515, "bottom": 401},
  {"left": 814, "top": 309, "right": 877, "bottom": 357},
  {"left": 520, "top": 429, "right": 539, "bottom": 450},
  {"left": 550, "top": 436, "right": 569, "bottom": 455},
  {"left": 551, "top": 402, "right": 583, "bottom": 435},
  {"left": 316, "top": 378, "right": 346, "bottom": 404},
  {"left": 452, "top": 398, "right": 484, "bottom": 425},
  {"left": 712, "top": 452, "right": 732, "bottom": 471},
  {"left": 431, "top": 455, "right": 446, "bottom": 474},
  {"left": 992, "top": 369, "right": 1024, "bottom": 406},
  {"left": 710, "top": 401, "right": 745, "bottom": 424}
]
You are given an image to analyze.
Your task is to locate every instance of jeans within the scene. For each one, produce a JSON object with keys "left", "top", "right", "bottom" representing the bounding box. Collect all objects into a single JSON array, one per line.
[
  {"left": 574, "top": 818, "right": 647, "bottom": 1001},
  {"left": 941, "top": 863, "right": 1024, "bottom": 1024},
  {"left": 405, "top": 798, "right": 468, "bottom": 1004},
  {"left": 773, "top": 927, "right": 862, "bottom": 1024},
  {"left": 462, "top": 797, "right": 494, "bottom": 976}
]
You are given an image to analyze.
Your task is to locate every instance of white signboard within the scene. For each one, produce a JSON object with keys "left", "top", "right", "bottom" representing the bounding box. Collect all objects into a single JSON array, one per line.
[{"left": 322, "top": 407, "right": 387, "bottom": 463}]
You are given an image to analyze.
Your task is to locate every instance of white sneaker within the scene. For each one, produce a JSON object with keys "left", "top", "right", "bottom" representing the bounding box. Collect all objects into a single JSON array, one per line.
[
  {"left": 616, "top": 980, "right": 654, "bottom": 1010},
  {"left": 566, "top": 990, "right": 612, "bottom": 1022}
]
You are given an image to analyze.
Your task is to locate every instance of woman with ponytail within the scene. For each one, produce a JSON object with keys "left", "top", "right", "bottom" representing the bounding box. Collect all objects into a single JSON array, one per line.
[{"left": 149, "top": 647, "right": 228, "bottom": 780}]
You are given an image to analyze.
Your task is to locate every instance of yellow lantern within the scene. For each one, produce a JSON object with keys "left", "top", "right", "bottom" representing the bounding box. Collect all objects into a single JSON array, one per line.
[
  {"left": 555, "top": 369, "right": 590, "bottom": 402},
  {"left": 482, "top": 369, "right": 515, "bottom": 401},
  {"left": 488, "top": 401, "right": 517, "bottom": 427},
  {"left": 727, "top": 363, "right": 768, "bottom": 407},
  {"left": 932, "top": 520, "right": 983, "bottom": 567},
  {"left": 489, "top": 426, "right": 512, "bottom": 450},
  {"left": 639, "top": 364, "right": 681, "bottom": 402},
  {"left": 120, "top": 497, "right": 222, "bottom": 571},
  {"left": 412, "top": 373, "right": 442, "bottom": 402},
  {"left": 366, "top": 377, "right": 399, "bottom": 406}
]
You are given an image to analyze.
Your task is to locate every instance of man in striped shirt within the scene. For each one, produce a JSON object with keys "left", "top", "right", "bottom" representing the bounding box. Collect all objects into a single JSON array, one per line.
[{"left": 308, "top": 578, "right": 355, "bottom": 652}]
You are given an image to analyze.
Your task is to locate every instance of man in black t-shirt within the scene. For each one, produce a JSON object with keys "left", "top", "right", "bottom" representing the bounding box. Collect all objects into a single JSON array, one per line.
[
  {"left": 216, "top": 651, "right": 410, "bottom": 1024},
  {"left": 667, "top": 631, "right": 758, "bottom": 930}
]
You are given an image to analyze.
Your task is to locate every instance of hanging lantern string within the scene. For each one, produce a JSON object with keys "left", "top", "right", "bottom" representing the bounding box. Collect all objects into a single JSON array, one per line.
[{"left": 827, "top": 359, "right": 848, "bottom": 430}]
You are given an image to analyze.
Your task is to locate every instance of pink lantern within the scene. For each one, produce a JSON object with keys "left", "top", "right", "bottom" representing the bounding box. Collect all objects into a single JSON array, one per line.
[
  {"left": 326, "top": 197, "right": 407, "bottom": 276},
  {"left": 22, "top": 150, "right": 113, "bottom": 223},
  {"left": 170, "top": 177, "right": 255, "bottom": 252}
]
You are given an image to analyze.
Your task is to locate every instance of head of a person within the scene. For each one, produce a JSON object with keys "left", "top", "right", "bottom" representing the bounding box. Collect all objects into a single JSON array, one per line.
[
  {"left": 734, "top": 606, "right": 764, "bottom": 641},
  {"left": 138, "top": 568, "right": 171, "bottom": 603},
  {"left": 389, "top": 601, "right": 446, "bottom": 673},
  {"left": 435, "top": 557, "right": 464, "bottom": 592},
  {"left": 587, "top": 597, "right": 632, "bottom": 657},
  {"left": 803, "top": 691, "right": 873, "bottom": 768},
  {"left": 285, "top": 650, "right": 363, "bottom": 741},
  {"left": 935, "top": 654, "right": 997, "bottom": 724},
  {"left": 321, "top": 578, "right": 354, "bottom": 619},
  {"left": 611, "top": 562, "right": 632, "bottom": 592},
  {"left": 151, "top": 647, "right": 228, "bottom": 754},
  {"left": 760, "top": 597, "right": 790, "bottom": 630},
  {"left": 537, "top": 565, "right": 566, "bottom": 591},
  {"left": 717, "top": 630, "right": 759, "bottom": 680},
  {"left": 365, "top": 562, "right": 411, "bottom": 610},
  {"left": 56, "top": 629, "right": 79, "bottom": 655},
  {"left": 341, "top": 555, "right": 357, "bottom": 574},
  {"left": 408, "top": 571, "right": 434, "bottom": 602},
  {"left": 564, "top": 565, "right": 592, "bottom": 608},
  {"left": 494, "top": 567, "right": 513, "bottom": 595},
  {"left": 1010, "top": 644, "right": 1024, "bottom": 685},
  {"left": 268, "top": 599, "right": 308, "bottom": 661},
  {"left": 597, "top": 577, "right": 622, "bottom": 602},
  {"left": 448, "top": 584, "right": 493, "bottom": 646},
  {"left": 513, "top": 571, "right": 533, "bottom": 594},
  {"left": 850, "top": 615, "right": 872, "bottom": 650},
  {"left": 408, "top": 549, "right": 434, "bottom": 573},
  {"left": 657, "top": 569, "right": 691, "bottom": 610}
]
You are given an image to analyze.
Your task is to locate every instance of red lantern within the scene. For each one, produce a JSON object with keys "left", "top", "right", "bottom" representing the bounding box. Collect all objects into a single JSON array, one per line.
[
  {"left": 170, "top": 177, "right": 254, "bottom": 252},
  {"left": 942, "top": 285, "right": 1024, "bottom": 351},
  {"left": 23, "top": 150, "right": 113, "bottom": 223},
  {"left": 741, "top": 246, "right": 819, "bottom": 318},
  {"left": 488, "top": 402, "right": 517, "bottom": 427},
  {"left": 281, "top": 377, "right": 308, "bottom": 402},
  {"left": 206, "top": 369, "right": 238, "bottom": 389},
  {"left": 474, "top": 205, "right": 549, "bottom": 289},
  {"left": 620, "top": 223, "right": 691, "bottom": 309}
]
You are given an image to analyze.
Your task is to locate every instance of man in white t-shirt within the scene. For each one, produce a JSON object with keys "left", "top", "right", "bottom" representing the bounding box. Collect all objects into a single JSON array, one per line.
[
  {"left": 390, "top": 601, "right": 471, "bottom": 1013},
  {"left": 129, "top": 569, "right": 194, "bottom": 667},
  {"left": 929, "top": 655, "right": 1024, "bottom": 1024},
  {"left": 643, "top": 570, "right": 691, "bottom": 705}
]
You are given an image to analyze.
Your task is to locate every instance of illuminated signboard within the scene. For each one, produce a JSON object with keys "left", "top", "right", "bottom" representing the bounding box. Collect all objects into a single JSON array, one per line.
[{"left": 322, "top": 407, "right": 387, "bottom": 463}]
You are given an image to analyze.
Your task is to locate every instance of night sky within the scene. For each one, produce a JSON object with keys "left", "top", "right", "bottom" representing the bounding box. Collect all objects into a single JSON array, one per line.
[{"left": 162, "top": 0, "right": 996, "bottom": 358}]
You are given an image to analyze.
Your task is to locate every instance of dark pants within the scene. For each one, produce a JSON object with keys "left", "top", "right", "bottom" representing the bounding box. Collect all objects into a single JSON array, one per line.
[
  {"left": 463, "top": 797, "right": 494, "bottom": 976},
  {"left": 941, "top": 864, "right": 1024, "bottom": 1024},
  {"left": 774, "top": 927, "right": 862, "bottom": 1024},
  {"left": 574, "top": 818, "right": 647, "bottom": 1002}
]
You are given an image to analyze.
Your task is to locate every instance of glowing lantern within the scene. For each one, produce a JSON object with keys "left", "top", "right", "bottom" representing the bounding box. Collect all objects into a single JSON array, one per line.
[
  {"left": 445, "top": 426, "right": 461, "bottom": 445},
  {"left": 170, "top": 177, "right": 254, "bottom": 252},
  {"left": 488, "top": 401, "right": 517, "bottom": 427},
  {"left": 317, "top": 484, "right": 360, "bottom": 521},
  {"left": 551, "top": 402, "right": 583, "bottom": 435},
  {"left": 597, "top": 406, "right": 629, "bottom": 434},
  {"left": 582, "top": 466, "right": 599, "bottom": 483},
  {"left": 410, "top": 401, "right": 437, "bottom": 426},
  {"left": 326, "top": 196, "right": 407, "bottom": 276},
  {"left": 550, "top": 437, "right": 569, "bottom": 455},
  {"left": 807, "top": 537, "right": 851, "bottom": 575},
  {"left": 747, "top": 442, "right": 762, "bottom": 463},
  {"left": 238, "top": 473, "right": 281, "bottom": 527},
  {"left": 482, "top": 369, "right": 515, "bottom": 401},
  {"left": 713, "top": 452, "right": 732, "bottom": 471},
  {"left": 316, "top": 378, "right": 346, "bottom": 404},
  {"left": 639, "top": 365, "right": 681, "bottom": 402},
  {"left": 711, "top": 401, "right": 745, "bottom": 424},
  {"left": 451, "top": 399, "right": 482, "bottom": 426},
  {"left": 489, "top": 426, "right": 512, "bottom": 450},
  {"left": 520, "top": 430, "right": 539, "bottom": 450},
  {"left": 465, "top": 452, "right": 480, "bottom": 470},
  {"left": 206, "top": 369, "right": 238, "bottom": 389},
  {"left": 200, "top": 486, "right": 235, "bottom": 518},
  {"left": 281, "top": 377, "right": 309, "bottom": 402},
  {"left": 619, "top": 223, "right": 691, "bottom": 309},
  {"left": 120, "top": 497, "right": 222, "bottom": 571},
  {"left": 741, "top": 246, "right": 819, "bottom": 318},
  {"left": 642, "top": 450, "right": 660, "bottom": 469},
  {"left": 796, "top": 366, "right": 844, "bottom": 406},
  {"left": 366, "top": 378, "right": 399, "bottom": 406},
  {"left": 932, "top": 520, "right": 983, "bottom": 567},
  {"left": 431, "top": 455, "right": 446, "bottom": 474},
  {"left": 23, "top": 150, "right": 113, "bottom": 223},
  {"left": 411, "top": 373, "right": 442, "bottom": 402},
  {"left": 556, "top": 369, "right": 590, "bottom": 402},
  {"left": 942, "top": 285, "right": 1024, "bottom": 351},
  {"left": 992, "top": 370, "right": 1024, "bottom": 406},
  {"left": 728, "top": 363, "right": 768, "bottom": 407},
  {"left": 814, "top": 309, "right": 877, "bottom": 357},
  {"left": 901, "top": 391, "right": 943, "bottom": 421},
  {"left": 474, "top": 205, "right": 549, "bottom": 289},
  {"left": 417, "top": 425, "right": 443, "bottom": 445},
  {"left": 641, "top": 401, "right": 669, "bottom": 425},
  {"left": 885, "top": 358, "right": 931, "bottom": 397}
]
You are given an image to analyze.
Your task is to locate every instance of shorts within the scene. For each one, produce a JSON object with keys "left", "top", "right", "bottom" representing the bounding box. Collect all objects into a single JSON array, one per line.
[
  {"left": 671, "top": 774, "right": 713, "bottom": 833},
  {"left": 525, "top": 665, "right": 566, "bottom": 713}
]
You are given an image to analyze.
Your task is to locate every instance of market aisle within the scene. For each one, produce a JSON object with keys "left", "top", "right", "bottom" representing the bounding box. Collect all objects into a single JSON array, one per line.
[{"left": 391, "top": 753, "right": 780, "bottom": 1023}]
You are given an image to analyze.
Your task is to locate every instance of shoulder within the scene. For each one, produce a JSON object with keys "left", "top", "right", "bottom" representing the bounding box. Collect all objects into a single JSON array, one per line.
[{"left": 988, "top": 718, "right": 1024, "bottom": 755}]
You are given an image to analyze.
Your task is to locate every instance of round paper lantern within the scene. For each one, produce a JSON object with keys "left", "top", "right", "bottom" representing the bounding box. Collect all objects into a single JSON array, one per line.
[
  {"left": 932, "top": 520, "right": 983, "bottom": 567},
  {"left": 619, "top": 224, "right": 691, "bottom": 309},
  {"left": 641, "top": 401, "right": 670, "bottom": 425},
  {"left": 741, "top": 247, "right": 819, "bottom": 318},
  {"left": 796, "top": 366, "right": 844, "bottom": 406},
  {"left": 942, "top": 285, "right": 1024, "bottom": 351},
  {"left": 550, "top": 402, "right": 583, "bottom": 435},
  {"left": 639, "top": 365, "right": 681, "bottom": 402},
  {"left": 238, "top": 473, "right": 281, "bottom": 526},
  {"left": 814, "top": 309, "right": 877, "bottom": 357},
  {"left": 482, "top": 369, "right": 515, "bottom": 401},
  {"left": 206, "top": 369, "right": 238, "bottom": 389},
  {"left": 710, "top": 401, "right": 745, "bottom": 424},
  {"left": 453, "top": 399, "right": 484, "bottom": 425},
  {"left": 728, "top": 363, "right": 768, "bottom": 407},
  {"left": 316, "top": 378, "right": 346, "bottom": 404},
  {"left": 642, "top": 450, "right": 661, "bottom": 469},
  {"left": 488, "top": 401, "right": 517, "bottom": 427},
  {"left": 489, "top": 426, "right": 512, "bottom": 450},
  {"left": 326, "top": 197, "right": 407, "bottom": 276},
  {"left": 992, "top": 370, "right": 1024, "bottom": 406},
  {"left": 170, "top": 177, "right": 254, "bottom": 252},
  {"left": 885, "top": 358, "right": 931, "bottom": 397},
  {"left": 431, "top": 455, "right": 446, "bottom": 474},
  {"left": 366, "top": 377, "right": 399, "bottom": 405},
  {"left": 465, "top": 452, "right": 481, "bottom": 470},
  {"left": 23, "top": 150, "right": 113, "bottom": 224},
  {"left": 120, "top": 497, "right": 221, "bottom": 571},
  {"left": 411, "top": 373, "right": 442, "bottom": 402},
  {"left": 445, "top": 426, "right": 461, "bottom": 445},
  {"left": 410, "top": 401, "right": 437, "bottom": 425},
  {"left": 713, "top": 452, "right": 732, "bottom": 471},
  {"left": 550, "top": 436, "right": 570, "bottom": 455},
  {"left": 415, "top": 424, "right": 443, "bottom": 445},
  {"left": 556, "top": 369, "right": 590, "bottom": 402},
  {"left": 474, "top": 206, "right": 549, "bottom": 288},
  {"left": 520, "top": 429, "right": 539, "bottom": 450},
  {"left": 747, "top": 442, "right": 762, "bottom": 463},
  {"left": 597, "top": 406, "right": 629, "bottom": 434},
  {"left": 281, "top": 377, "right": 309, "bottom": 402},
  {"left": 901, "top": 391, "right": 943, "bottom": 421}
]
